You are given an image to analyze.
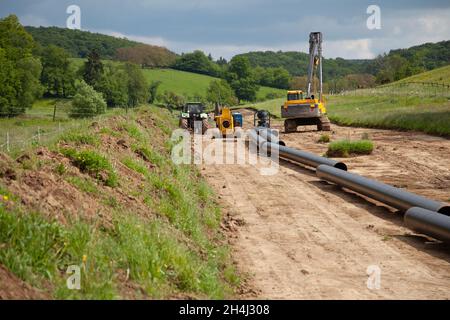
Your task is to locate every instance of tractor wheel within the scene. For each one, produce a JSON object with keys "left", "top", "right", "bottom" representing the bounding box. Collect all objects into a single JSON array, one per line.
[
  {"left": 180, "top": 118, "right": 189, "bottom": 130},
  {"left": 284, "top": 119, "right": 297, "bottom": 133},
  {"left": 318, "top": 116, "right": 331, "bottom": 131},
  {"left": 202, "top": 119, "right": 209, "bottom": 134}
]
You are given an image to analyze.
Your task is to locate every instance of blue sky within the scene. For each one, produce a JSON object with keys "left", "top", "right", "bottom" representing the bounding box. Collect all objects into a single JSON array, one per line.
[{"left": 1, "top": 0, "right": 450, "bottom": 60}]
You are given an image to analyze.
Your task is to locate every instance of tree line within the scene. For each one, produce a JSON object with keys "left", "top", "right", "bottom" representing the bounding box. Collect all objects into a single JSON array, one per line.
[{"left": 0, "top": 15, "right": 150, "bottom": 118}]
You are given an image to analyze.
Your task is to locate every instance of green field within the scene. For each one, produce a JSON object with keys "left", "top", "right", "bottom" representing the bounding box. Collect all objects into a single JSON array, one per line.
[
  {"left": 239, "top": 66, "right": 450, "bottom": 136},
  {"left": 236, "top": 98, "right": 284, "bottom": 117},
  {"left": 72, "top": 58, "right": 285, "bottom": 101},
  {"left": 142, "top": 68, "right": 285, "bottom": 101},
  {"left": 327, "top": 65, "right": 450, "bottom": 136},
  {"left": 0, "top": 98, "right": 122, "bottom": 155},
  {"left": 327, "top": 95, "right": 450, "bottom": 136},
  {"left": 142, "top": 68, "right": 216, "bottom": 98},
  {"left": 395, "top": 65, "right": 450, "bottom": 86}
]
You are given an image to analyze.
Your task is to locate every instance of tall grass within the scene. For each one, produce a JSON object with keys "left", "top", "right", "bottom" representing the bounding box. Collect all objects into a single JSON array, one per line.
[{"left": 0, "top": 105, "right": 237, "bottom": 299}]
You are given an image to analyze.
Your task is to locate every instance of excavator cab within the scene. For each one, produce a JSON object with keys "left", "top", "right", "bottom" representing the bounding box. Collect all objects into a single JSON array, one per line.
[{"left": 287, "top": 91, "right": 304, "bottom": 101}]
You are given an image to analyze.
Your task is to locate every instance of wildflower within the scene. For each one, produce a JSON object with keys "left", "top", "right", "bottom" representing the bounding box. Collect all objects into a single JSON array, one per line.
[{"left": 82, "top": 255, "right": 87, "bottom": 263}]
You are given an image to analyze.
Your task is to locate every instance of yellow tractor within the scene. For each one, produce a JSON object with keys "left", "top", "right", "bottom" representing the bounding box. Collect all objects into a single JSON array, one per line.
[
  {"left": 214, "top": 105, "right": 243, "bottom": 137},
  {"left": 282, "top": 32, "right": 331, "bottom": 132}
]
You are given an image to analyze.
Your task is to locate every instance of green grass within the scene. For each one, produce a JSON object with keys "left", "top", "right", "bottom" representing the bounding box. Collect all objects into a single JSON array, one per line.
[
  {"left": 0, "top": 105, "right": 237, "bottom": 299},
  {"left": 326, "top": 139, "right": 374, "bottom": 157},
  {"left": 0, "top": 98, "right": 122, "bottom": 156},
  {"left": 72, "top": 58, "right": 284, "bottom": 101},
  {"left": 61, "top": 149, "right": 118, "bottom": 187},
  {"left": 395, "top": 65, "right": 450, "bottom": 86},
  {"left": 143, "top": 68, "right": 215, "bottom": 99},
  {"left": 0, "top": 202, "right": 230, "bottom": 299},
  {"left": 327, "top": 95, "right": 450, "bottom": 136},
  {"left": 237, "top": 98, "right": 284, "bottom": 117},
  {"left": 66, "top": 176, "right": 101, "bottom": 195},
  {"left": 237, "top": 66, "right": 450, "bottom": 136},
  {"left": 142, "top": 68, "right": 285, "bottom": 101},
  {"left": 318, "top": 134, "right": 331, "bottom": 143},
  {"left": 59, "top": 132, "right": 100, "bottom": 146}
]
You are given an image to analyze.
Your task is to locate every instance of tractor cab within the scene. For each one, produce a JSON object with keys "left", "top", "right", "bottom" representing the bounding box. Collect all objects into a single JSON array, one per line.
[
  {"left": 183, "top": 102, "right": 205, "bottom": 115},
  {"left": 179, "top": 102, "right": 209, "bottom": 134}
]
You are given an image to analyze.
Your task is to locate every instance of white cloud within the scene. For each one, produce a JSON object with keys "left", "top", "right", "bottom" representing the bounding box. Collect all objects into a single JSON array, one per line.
[
  {"left": 96, "top": 30, "right": 169, "bottom": 47},
  {"left": 19, "top": 14, "right": 50, "bottom": 27}
]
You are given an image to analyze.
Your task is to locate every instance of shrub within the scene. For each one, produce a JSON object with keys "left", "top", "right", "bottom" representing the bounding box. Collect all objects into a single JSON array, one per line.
[
  {"left": 327, "top": 139, "right": 374, "bottom": 157},
  {"left": 318, "top": 134, "right": 331, "bottom": 143},
  {"left": 159, "top": 90, "right": 185, "bottom": 109},
  {"left": 70, "top": 80, "right": 107, "bottom": 118}
]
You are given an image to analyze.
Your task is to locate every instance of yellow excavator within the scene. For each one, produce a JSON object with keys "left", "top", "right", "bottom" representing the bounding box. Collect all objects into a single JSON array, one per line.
[{"left": 281, "top": 32, "right": 331, "bottom": 132}]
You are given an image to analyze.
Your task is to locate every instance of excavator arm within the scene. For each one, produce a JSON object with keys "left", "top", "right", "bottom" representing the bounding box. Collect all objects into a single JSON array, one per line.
[{"left": 306, "top": 32, "right": 323, "bottom": 102}]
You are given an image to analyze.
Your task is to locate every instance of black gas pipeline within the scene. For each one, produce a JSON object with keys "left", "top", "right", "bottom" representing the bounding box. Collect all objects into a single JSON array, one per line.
[
  {"left": 256, "top": 128, "right": 286, "bottom": 146},
  {"left": 248, "top": 126, "right": 450, "bottom": 243},
  {"left": 316, "top": 164, "right": 450, "bottom": 215},
  {"left": 252, "top": 128, "right": 348, "bottom": 171},
  {"left": 404, "top": 207, "right": 450, "bottom": 243}
]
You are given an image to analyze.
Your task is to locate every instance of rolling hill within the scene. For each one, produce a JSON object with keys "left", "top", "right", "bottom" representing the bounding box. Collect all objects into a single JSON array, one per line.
[
  {"left": 25, "top": 26, "right": 177, "bottom": 67},
  {"left": 395, "top": 65, "right": 450, "bottom": 86},
  {"left": 240, "top": 66, "right": 450, "bottom": 136}
]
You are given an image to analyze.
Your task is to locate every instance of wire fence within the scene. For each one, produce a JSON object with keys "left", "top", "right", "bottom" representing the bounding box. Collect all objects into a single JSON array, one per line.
[
  {"left": 0, "top": 100, "right": 124, "bottom": 155},
  {"left": 337, "top": 81, "right": 450, "bottom": 98}
]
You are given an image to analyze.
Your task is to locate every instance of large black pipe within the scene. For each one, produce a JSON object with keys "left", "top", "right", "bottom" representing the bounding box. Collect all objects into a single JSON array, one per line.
[
  {"left": 256, "top": 128, "right": 286, "bottom": 146},
  {"left": 404, "top": 207, "right": 450, "bottom": 243},
  {"left": 277, "top": 144, "right": 347, "bottom": 171},
  {"left": 250, "top": 129, "right": 347, "bottom": 171},
  {"left": 317, "top": 164, "right": 450, "bottom": 214}
]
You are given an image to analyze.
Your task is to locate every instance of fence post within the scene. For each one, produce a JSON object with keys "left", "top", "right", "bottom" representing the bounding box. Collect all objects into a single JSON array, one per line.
[
  {"left": 53, "top": 102, "right": 57, "bottom": 122},
  {"left": 6, "top": 132, "right": 10, "bottom": 153}
]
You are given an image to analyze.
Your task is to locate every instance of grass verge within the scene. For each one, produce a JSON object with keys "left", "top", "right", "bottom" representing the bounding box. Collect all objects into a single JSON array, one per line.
[
  {"left": 327, "top": 139, "right": 374, "bottom": 157},
  {"left": 0, "top": 105, "right": 238, "bottom": 299}
]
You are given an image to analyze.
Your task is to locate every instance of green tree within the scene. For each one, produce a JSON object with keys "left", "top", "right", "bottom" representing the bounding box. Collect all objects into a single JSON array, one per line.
[
  {"left": 148, "top": 80, "right": 162, "bottom": 104},
  {"left": 226, "top": 56, "right": 259, "bottom": 102},
  {"left": 40, "top": 45, "right": 76, "bottom": 97},
  {"left": 123, "top": 63, "right": 148, "bottom": 107},
  {"left": 227, "top": 56, "right": 253, "bottom": 80},
  {"left": 82, "top": 49, "right": 104, "bottom": 86},
  {"left": 16, "top": 56, "right": 44, "bottom": 110},
  {"left": 95, "top": 64, "right": 128, "bottom": 107},
  {"left": 271, "top": 67, "right": 291, "bottom": 89},
  {"left": 70, "top": 80, "right": 106, "bottom": 118},
  {"left": 173, "top": 50, "right": 220, "bottom": 77},
  {"left": 206, "top": 80, "right": 237, "bottom": 106},
  {"left": 230, "top": 78, "right": 259, "bottom": 102},
  {"left": 0, "top": 15, "right": 42, "bottom": 117}
]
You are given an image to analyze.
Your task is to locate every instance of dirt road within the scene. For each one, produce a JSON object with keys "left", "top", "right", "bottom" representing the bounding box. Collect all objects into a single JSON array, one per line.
[{"left": 202, "top": 109, "right": 450, "bottom": 299}]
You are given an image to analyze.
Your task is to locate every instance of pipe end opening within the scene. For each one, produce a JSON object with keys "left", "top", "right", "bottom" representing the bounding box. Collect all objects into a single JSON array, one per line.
[
  {"left": 334, "top": 162, "right": 348, "bottom": 171},
  {"left": 438, "top": 206, "right": 450, "bottom": 216}
]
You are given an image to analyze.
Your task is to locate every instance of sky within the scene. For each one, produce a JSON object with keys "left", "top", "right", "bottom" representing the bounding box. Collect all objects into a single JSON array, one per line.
[{"left": 1, "top": 0, "right": 450, "bottom": 60}]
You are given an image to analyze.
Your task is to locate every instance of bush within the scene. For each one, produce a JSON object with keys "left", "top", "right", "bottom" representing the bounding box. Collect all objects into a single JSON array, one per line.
[
  {"left": 318, "top": 134, "right": 331, "bottom": 143},
  {"left": 70, "top": 80, "right": 106, "bottom": 118},
  {"left": 206, "top": 80, "right": 238, "bottom": 106},
  {"left": 326, "top": 139, "right": 374, "bottom": 157},
  {"left": 159, "top": 91, "right": 185, "bottom": 109}
]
